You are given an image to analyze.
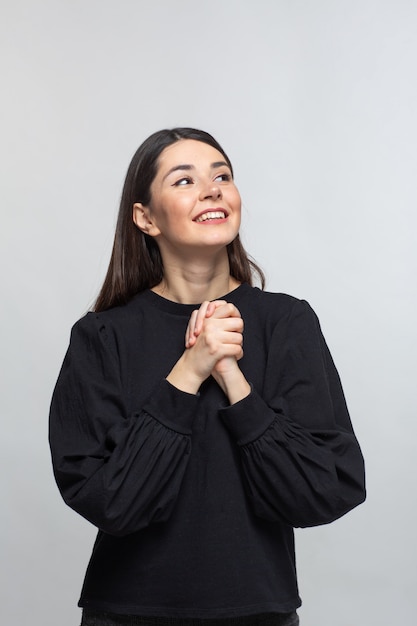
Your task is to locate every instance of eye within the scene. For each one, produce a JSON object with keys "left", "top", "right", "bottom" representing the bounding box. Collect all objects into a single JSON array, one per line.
[
  {"left": 214, "top": 173, "right": 232, "bottom": 183},
  {"left": 173, "top": 176, "right": 193, "bottom": 187}
]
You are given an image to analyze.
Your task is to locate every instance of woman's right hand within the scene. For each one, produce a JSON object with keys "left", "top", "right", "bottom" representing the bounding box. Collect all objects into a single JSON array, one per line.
[
  {"left": 185, "top": 300, "right": 226, "bottom": 348},
  {"left": 166, "top": 301, "right": 244, "bottom": 394}
]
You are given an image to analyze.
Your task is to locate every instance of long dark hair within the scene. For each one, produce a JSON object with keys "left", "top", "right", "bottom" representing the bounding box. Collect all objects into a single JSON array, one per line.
[{"left": 94, "top": 128, "right": 265, "bottom": 312}]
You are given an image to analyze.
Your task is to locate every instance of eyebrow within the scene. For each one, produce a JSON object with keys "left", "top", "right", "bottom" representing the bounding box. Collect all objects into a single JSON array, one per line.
[{"left": 162, "top": 161, "right": 230, "bottom": 181}]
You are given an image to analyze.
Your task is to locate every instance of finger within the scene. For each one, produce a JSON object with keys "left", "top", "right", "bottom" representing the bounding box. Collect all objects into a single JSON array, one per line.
[
  {"left": 220, "top": 330, "right": 244, "bottom": 345},
  {"left": 188, "top": 299, "right": 220, "bottom": 345},
  {"left": 193, "top": 301, "right": 212, "bottom": 337},
  {"left": 211, "top": 302, "right": 242, "bottom": 320},
  {"left": 186, "top": 300, "right": 230, "bottom": 348},
  {"left": 194, "top": 300, "right": 228, "bottom": 336},
  {"left": 206, "top": 316, "right": 244, "bottom": 334},
  {"left": 204, "top": 331, "right": 243, "bottom": 358},
  {"left": 185, "top": 309, "right": 199, "bottom": 347},
  {"left": 218, "top": 342, "right": 244, "bottom": 359},
  {"left": 206, "top": 300, "right": 228, "bottom": 316}
]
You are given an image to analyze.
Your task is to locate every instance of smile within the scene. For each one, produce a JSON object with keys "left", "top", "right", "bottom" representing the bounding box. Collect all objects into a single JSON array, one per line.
[{"left": 194, "top": 211, "right": 227, "bottom": 223}]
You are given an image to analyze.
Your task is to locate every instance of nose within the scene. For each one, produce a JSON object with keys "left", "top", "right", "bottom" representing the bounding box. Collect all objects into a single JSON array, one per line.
[{"left": 200, "top": 180, "right": 222, "bottom": 201}]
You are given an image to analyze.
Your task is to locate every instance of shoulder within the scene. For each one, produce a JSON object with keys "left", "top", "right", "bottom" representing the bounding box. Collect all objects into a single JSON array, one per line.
[
  {"left": 239, "top": 287, "right": 331, "bottom": 368},
  {"left": 250, "top": 287, "right": 300, "bottom": 309},
  {"left": 70, "top": 291, "right": 151, "bottom": 350},
  {"left": 237, "top": 284, "right": 317, "bottom": 328},
  {"left": 77, "top": 291, "right": 150, "bottom": 327}
]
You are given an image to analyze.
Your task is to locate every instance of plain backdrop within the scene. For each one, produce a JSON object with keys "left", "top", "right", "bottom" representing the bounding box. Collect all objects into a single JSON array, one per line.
[{"left": 1, "top": 1, "right": 416, "bottom": 625}]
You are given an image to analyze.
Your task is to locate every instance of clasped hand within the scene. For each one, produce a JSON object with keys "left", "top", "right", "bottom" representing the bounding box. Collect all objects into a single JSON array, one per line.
[
  {"left": 166, "top": 299, "right": 251, "bottom": 403},
  {"left": 185, "top": 300, "right": 244, "bottom": 381}
]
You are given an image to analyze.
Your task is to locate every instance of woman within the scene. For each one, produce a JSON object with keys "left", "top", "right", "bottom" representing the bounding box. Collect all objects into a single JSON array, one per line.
[{"left": 49, "top": 128, "right": 366, "bottom": 626}]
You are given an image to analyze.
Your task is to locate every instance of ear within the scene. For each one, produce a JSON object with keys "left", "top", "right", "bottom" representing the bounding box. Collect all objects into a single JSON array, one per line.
[{"left": 133, "top": 203, "right": 161, "bottom": 237}]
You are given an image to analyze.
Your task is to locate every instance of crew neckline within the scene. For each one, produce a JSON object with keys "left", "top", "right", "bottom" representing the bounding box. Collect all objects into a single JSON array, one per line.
[{"left": 138, "top": 282, "right": 252, "bottom": 316}]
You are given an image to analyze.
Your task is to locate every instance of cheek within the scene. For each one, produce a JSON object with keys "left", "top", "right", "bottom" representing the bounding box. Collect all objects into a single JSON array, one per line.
[
  {"left": 231, "top": 188, "right": 242, "bottom": 213},
  {"left": 149, "top": 197, "right": 177, "bottom": 226},
  {"left": 153, "top": 199, "right": 190, "bottom": 234}
]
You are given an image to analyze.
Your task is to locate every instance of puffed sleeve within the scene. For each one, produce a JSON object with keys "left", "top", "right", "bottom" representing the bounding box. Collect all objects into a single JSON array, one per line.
[
  {"left": 49, "top": 313, "right": 198, "bottom": 537},
  {"left": 219, "top": 299, "right": 366, "bottom": 528}
]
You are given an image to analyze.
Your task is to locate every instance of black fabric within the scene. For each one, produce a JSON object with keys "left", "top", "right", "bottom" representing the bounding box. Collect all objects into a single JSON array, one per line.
[
  {"left": 81, "top": 609, "right": 300, "bottom": 626},
  {"left": 50, "top": 283, "right": 365, "bottom": 619}
]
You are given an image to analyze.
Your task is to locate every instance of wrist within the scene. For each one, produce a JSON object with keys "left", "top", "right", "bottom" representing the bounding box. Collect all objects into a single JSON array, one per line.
[
  {"left": 166, "top": 352, "right": 205, "bottom": 395},
  {"left": 214, "top": 364, "right": 251, "bottom": 405}
]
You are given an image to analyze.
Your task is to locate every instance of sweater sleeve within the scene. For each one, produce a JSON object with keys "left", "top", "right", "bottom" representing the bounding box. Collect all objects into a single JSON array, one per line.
[
  {"left": 49, "top": 313, "right": 198, "bottom": 537},
  {"left": 219, "top": 299, "right": 366, "bottom": 528}
]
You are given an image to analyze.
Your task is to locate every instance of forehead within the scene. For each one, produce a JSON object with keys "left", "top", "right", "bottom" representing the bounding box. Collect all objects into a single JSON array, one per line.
[{"left": 156, "top": 139, "right": 227, "bottom": 175}]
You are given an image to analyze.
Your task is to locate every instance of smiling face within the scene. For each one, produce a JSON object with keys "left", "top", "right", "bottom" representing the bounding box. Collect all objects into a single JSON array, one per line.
[{"left": 133, "top": 139, "right": 241, "bottom": 260}]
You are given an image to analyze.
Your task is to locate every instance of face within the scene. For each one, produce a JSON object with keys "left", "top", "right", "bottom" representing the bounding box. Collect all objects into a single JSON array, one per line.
[{"left": 133, "top": 139, "right": 241, "bottom": 259}]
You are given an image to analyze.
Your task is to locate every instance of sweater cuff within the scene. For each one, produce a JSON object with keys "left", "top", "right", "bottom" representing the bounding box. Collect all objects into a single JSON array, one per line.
[
  {"left": 142, "top": 379, "right": 199, "bottom": 434},
  {"left": 219, "top": 388, "right": 277, "bottom": 445}
]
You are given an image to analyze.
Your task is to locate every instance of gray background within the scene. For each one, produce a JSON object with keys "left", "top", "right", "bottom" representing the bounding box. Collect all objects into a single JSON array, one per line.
[{"left": 1, "top": 1, "right": 416, "bottom": 624}]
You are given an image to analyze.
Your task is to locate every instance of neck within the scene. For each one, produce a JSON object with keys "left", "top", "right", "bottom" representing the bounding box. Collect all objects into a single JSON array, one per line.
[{"left": 152, "top": 250, "right": 240, "bottom": 304}]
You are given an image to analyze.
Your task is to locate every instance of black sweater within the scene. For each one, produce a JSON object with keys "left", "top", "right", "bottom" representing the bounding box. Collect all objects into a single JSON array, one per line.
[{"left": 49, "top": 283, "right": 365, "bottom": 619}]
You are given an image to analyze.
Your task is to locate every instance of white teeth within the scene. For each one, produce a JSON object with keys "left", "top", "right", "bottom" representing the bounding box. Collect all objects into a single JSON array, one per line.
[{"left": 195, "top": 211, "right": 226, "bottom": 223}]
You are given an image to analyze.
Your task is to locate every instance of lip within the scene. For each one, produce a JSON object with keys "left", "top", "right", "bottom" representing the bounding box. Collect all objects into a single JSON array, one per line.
[{"left": 193, "top": 208, "right": 229, "bottom": 222}]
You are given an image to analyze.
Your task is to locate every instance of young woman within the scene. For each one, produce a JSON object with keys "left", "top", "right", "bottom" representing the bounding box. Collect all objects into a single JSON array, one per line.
[{"left": 49, "top": 128, "right": 366, "bottom": 626}]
